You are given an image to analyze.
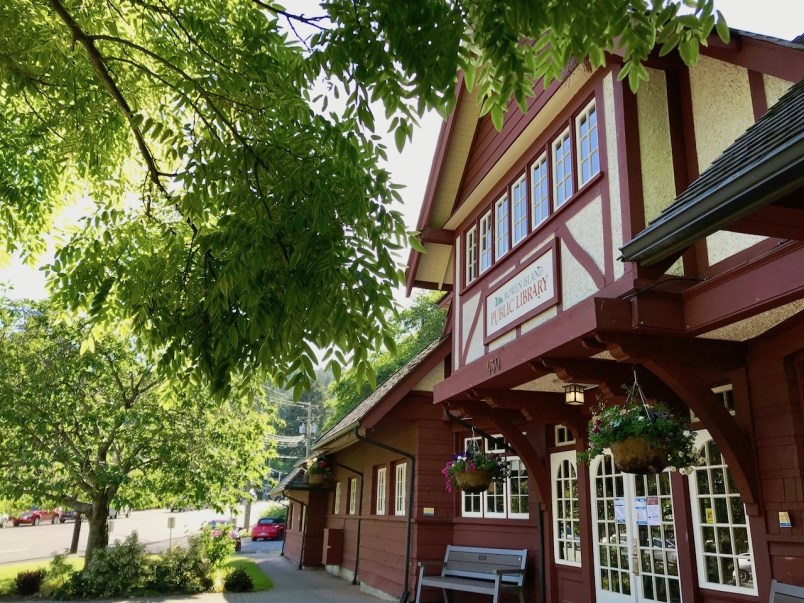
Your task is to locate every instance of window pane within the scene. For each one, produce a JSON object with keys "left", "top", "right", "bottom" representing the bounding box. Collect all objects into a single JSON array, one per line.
[{"left": 495, "top": 196, "right": 510, "bottom": 258}]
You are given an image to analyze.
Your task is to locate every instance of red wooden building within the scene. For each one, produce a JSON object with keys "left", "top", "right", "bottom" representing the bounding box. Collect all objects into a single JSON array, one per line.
[{"left": 279, "top": 29, "right": 804, "bottom": 603}]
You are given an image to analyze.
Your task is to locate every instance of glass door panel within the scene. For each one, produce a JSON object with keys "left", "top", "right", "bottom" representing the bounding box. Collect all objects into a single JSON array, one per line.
[{"left": 593, "top": 455, "right": 682, "bottom": 603}]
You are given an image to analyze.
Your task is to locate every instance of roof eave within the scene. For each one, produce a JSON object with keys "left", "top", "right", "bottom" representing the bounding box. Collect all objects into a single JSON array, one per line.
[{"left": 621, "top": 138, "right": 804, "bottom": 266}]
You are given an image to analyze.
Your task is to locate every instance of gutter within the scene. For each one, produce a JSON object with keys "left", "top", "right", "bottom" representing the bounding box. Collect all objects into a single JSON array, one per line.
[{"left": 353, "top": 428, "right": 416, "bottom": 603}]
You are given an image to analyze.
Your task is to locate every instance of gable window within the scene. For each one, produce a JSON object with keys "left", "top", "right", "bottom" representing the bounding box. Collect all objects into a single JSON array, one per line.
[
  {"left": 348, "top": 478, "right": 357, "bottom": 514},
  {"left": 576, "top": 101, "right": 599, "bottom": 186},
  {"left": 511, "top": 174, "right": 528, "bottom": 246},
  {"left": 394, "top": 463, "right": 407, "bottom": 516},
  {"left": 460, "top": 436, "right": 529, "bottom": 520},
  {"left": 552, "top": 451, "right": 581, "bottom": 565},
  {"left": 690, "top": 434, "right": 756, "bottom": 594},
  {"left": 333, "top": 481, "right": 341, "bottom": 514},
  {"left": 495, "top": 195, "right": 510, "bottom": 259},
  {"left": 465, "top": 226, "right": 478, "bottom": 284},
  {"left": 375, "top": 467, "right": 387, "bottom": 515},
  {"left": 555, "top": 425, "right": 576, "bottom": 446},
  {"left": 553, "top": 129, "right": 573, "bottom": 207},
  {"left": 531, "top": 154, "right": 550, "bottom": 229},
  {"left": 479, "top": 211, "right": 493, "bottom": 273}
]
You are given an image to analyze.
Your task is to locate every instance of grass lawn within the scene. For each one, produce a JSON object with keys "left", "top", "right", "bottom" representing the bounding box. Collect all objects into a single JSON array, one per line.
[{"left": 0, "top": 555, "right": 270, "bottom": 597}]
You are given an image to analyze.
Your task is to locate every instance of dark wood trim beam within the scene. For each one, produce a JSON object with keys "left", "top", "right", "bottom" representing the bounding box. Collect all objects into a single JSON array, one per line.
[
  {"left": 726, "top": 205, "right": 804, "bottom": 241},
  {"left": 467, "top": 389, "right": 585, "bottom": 429},
  {"left": 419, "top": 227, "right": 455, "bottom": 246},
  {"left": 599, "top": 332, "right": 746, "bottom": 372}
]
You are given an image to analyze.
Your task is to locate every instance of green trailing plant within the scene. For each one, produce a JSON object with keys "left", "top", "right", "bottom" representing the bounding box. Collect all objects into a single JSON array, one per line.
[
  {"left": 14, "top": 569, "right": 46, "bottom": 596},
  {"left": 578, "top": 388, "right": 701, "bottom": 472},
  {"left": 305, "top": 458, "right": 333, "bottom": 477},
  {"left": 223, "top": 568, "right": 254, "bottom": 592},
  {"left": 441, "top": 445, "right": 508, "bottom": 493}
]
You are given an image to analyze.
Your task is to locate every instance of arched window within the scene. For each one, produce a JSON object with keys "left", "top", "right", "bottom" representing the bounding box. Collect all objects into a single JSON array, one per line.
[
  {"left": 551, "top": 450, "right": 581, "bottom": 565},
  {"left": 689, "top": 435, "right": 757, "bottom": 594}
]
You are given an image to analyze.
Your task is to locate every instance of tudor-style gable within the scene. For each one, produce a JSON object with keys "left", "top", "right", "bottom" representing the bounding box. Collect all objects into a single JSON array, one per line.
[{"left": 407, "top": 30, "right": 803, "bottom": 397}]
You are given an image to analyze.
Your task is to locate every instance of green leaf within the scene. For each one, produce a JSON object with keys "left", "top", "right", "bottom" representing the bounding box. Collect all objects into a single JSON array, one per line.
[{"left": 715, "top": 11, "right": 730, "bottom": 43}]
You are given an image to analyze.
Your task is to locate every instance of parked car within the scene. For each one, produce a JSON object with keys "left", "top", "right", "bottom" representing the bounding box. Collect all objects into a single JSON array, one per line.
[
  {"left": 203, "top": 519, "right": 242, "bottom": 551},
  {"left": 0, "top": 512, "right": 8, "bottom": 528},
  {"left": 108, "top": 507, "right": 130, "bottom": 519},
  {"left": 59, "top": 509, "right": 79, "bottom": 523},
  {"left": 251, "top": 517, "right": 285, "bottom": 541},
  {"left": 11, "top": 507, "right": 62, "bottom": 526}
]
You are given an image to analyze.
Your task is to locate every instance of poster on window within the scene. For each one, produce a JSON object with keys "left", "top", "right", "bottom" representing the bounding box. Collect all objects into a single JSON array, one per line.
[
  {"left": 647, "top": 496, "right": 661, "bottom": 526},
  {"left": 635, "top": 497, "right": 647, "bottom": 525},
  {"left": 614, "top": 498, "right": 626, "bottom": 525}
]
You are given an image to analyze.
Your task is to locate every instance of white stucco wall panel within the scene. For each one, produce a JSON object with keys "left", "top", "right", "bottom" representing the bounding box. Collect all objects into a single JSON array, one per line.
[
  {"left": 413, "top": 364, "right": 445, "bottom": 392},
  {"left": 689, "top": 56, "right": 753, "bottom": 172},
  {"left": 603, "top": 74, "right": 625, "bottom": 280},
  {"left": 520, "top": 306, "right": 558, "bottom": 335},
  {"left": 636, "top": 69, "right": 676, "bottom": 224},
  {"left": 488, "top": 329, "right": 517, "bottom": 352},
  {"left": 706, "top": 231, "right": 766, "bottom": 266},
  {"left": 566, "top": 196, "right": 606, "bottom": 274},
  {"left": 764, "top": 75, "right": 795, "bottom": 109},
  {"left": 462, "top": 291, "right": 485, "bottom": 365},
  {"left": 561, "top": 239, "right": 598, "bottom": 310}
]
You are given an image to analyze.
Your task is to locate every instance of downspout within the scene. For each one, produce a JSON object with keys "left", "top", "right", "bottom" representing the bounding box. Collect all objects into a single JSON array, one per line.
[
  {"left": 442, "top": 407, "right": 547, "bottom": 603},
  {"left": 353, "top": 428, "right": 415, "bottom": 603},
  {"left": 286, "top": 495, "right": 308, "bottom": 570},
  {"left": 330, "top": 459, "right": 364, "bottom": 585}
]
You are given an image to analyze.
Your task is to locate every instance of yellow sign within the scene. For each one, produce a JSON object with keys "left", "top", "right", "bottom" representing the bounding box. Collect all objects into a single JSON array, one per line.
[{"left": 705, "top": 508, "right": 714, "bottom": 524}]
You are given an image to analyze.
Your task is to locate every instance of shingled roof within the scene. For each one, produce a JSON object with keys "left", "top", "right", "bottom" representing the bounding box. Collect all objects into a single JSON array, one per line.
[{"left": 621, "top": 78, "right": 804, "bottom": 265}]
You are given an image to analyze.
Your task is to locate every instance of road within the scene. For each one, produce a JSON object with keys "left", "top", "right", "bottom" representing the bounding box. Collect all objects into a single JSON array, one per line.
[{"left": 0, "top": 506, "right": 284, "bottom": 565}]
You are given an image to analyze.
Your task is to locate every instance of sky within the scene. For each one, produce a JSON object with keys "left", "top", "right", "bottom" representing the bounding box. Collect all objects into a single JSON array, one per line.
[{"left": 0, "top": 0, "right": 799, "bottom": 301}]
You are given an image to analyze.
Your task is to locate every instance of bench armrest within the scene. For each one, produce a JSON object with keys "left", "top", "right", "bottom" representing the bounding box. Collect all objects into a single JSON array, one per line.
[
  {"left": 494, "top": 569, "right": 526, "bottom": 576},
  {"left": 418, "top": 561, "right": 447, "bottom": 572}
]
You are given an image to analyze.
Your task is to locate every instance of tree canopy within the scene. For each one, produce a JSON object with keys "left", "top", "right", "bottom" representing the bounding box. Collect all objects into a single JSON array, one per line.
[
  {"left": 0, "top": 1, "right": 725, "bottom": 394},
  {"left": 0, "top": 298, "right": 271, "bottom": 561}
]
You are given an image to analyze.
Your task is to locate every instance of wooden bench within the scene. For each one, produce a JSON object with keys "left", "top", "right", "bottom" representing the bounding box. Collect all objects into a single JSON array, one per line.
[
  {"left": 770, "top": 579, "right": 804, "bottom": 603},
  {"left": 415, "top": 545, "right": 527, "bottom": 603}
]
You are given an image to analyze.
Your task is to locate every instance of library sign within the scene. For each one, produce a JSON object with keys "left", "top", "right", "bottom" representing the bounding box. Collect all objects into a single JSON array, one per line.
[{"left": 484, "top": 245, "right": 557, "bottom": 341}]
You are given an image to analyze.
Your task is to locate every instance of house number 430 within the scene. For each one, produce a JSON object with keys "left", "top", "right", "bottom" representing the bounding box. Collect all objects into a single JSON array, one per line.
[{"left": 487, "top": 357, "right": 501, "bottom": 374}]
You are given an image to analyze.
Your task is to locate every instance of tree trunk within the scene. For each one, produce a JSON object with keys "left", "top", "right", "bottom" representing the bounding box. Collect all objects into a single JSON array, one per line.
[
  {"left": 84, "top": 497, "right": 111, "bottom": 564},
  {"left": 70, "top": 514, "right": 82, "bottom": 554}
]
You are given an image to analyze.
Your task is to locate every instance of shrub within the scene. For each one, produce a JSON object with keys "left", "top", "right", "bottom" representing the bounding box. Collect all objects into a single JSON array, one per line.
[
  {"left": 81, "top": 532, "right": 151, "bottom": 597},
  {"left": 192, "top": 525, "right": 235, "bottom": 569},
  {"left": 39, "top": 553, "right": 75, "bottom": 598},
  {"left": 53, "top": 571, "right": 85, "bottom": 600},
  {"left": 14, "top": 569, "right": 46, "bottom": 596},
  {"left": 223, "top": 568, "right": 253, "bottom": 592},
  {"left": 150, "top": 544, "right": 213, "bottom": 594}
]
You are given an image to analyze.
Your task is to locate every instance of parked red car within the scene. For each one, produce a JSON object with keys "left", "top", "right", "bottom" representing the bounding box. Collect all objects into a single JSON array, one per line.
[
  {"left": 11, "top": 507, "right": 63, "bottom": 526},
  {"left": 250, "top": 517, "right": 285, "bottom": 541}
]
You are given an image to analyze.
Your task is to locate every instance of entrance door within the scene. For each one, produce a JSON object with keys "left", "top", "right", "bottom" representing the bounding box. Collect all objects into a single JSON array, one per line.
[{"left": 592, "top": 455, "right": 681, "bottom": 603}]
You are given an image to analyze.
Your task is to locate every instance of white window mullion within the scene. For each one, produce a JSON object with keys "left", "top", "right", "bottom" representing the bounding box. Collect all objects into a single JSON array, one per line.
[
  {"left": 376, "top": 467, "right": 386, "bottom": 515},
  {"left": 394, "top": 463, "right": 406, "bottom": 516}
]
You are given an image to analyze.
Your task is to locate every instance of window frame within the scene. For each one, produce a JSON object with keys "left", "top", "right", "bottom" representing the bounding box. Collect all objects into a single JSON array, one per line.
[
  {"left": 552, "top": 128, "right": 573, "bottom": 208},
  {"left": 551, "top": 450, "right": 581, "bottom": 566},
  {"left": 375, "top": 466, "right": 387, "bottom": 515},
  {"left": 348, "top": 478, "right": 357, "bottom": 515},
  {"left": 531, "top": 153, "right": 550, "bottom": 230},
  {"left": 494, "top": 194, "right": 510, "bottom": 260},
  {"left": 465, "top": 226, "right": 478, "bottom": 285},
  {"left": 689, "top": 430, "right": 757, "bottom": 595},
  {"left": 333, "top": 481, "right": 341, "bottom": 514},
  {"left": 458, "top": 435, "right": 529, "bottom": 520},
  {"left": 575, "top": 99, "right": 600, "bottom": 187},
  {"left": 394, "top": 462, "right": 407, "bottom": 516},
  {"left": 479, "top": 210, "right": 493, "bottom": 274},
  {"left": 510, "top": 173, "right": 529, "bottom": 247}
]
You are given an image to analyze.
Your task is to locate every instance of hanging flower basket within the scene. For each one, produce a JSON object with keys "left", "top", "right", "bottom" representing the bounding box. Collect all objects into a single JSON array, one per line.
[
  {"left": 442, "top": 446, "right": 508, "bottom": 493},
  {"left": 578, "top": 377, "right": 702, "bottom": 475},
  {"left": 609, "top": 436, "right": 669, "bottom": 475},
  {"left": 452, "top": 469, "right": 493, "bottom": 493},
  {"left": 305, "top": 473, "right": 330, "bottom": 487},
  {"left": 305, "top": 457, "right": 333, "bottom": 487}
]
